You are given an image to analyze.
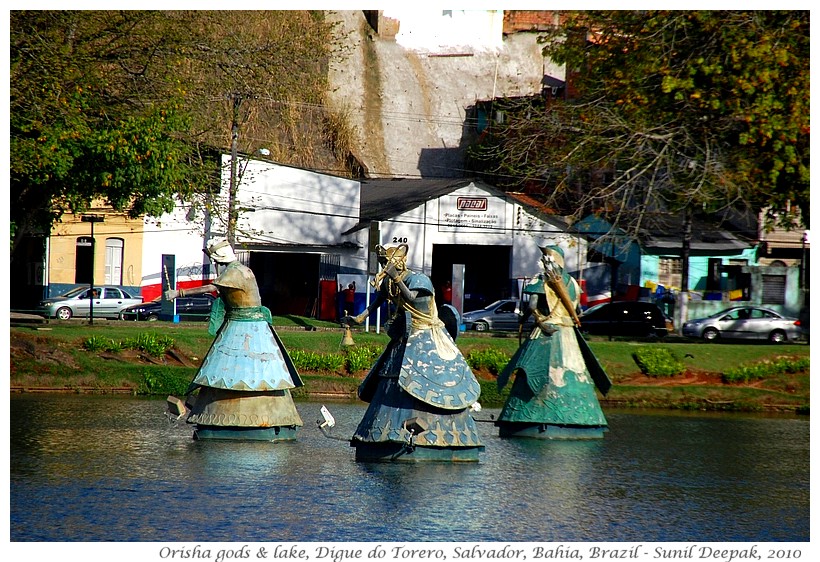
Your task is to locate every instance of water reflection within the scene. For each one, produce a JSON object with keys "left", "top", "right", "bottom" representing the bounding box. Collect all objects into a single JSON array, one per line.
[{"left": 10, "top": 395, "right": 809, "bottom": 542}]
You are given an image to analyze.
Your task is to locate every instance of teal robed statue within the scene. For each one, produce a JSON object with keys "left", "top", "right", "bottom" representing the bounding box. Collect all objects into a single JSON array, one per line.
[
  {"left": 165, "top": 238, "right": 303, "bottom": 441},
  {"left": 495, "top": 245, "right": 610, "bottom": 440}
]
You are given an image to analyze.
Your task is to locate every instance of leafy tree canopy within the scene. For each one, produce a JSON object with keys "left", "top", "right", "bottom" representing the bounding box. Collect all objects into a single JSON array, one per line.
[
  {"left": 10, "top": 10, "right": 342, "bottom": 253},
  {"left": 468, "top": 11, "right": 809, "bottom": 234},
  {"left": 10, "top": 11, "right": 194, "bottom": 250}
]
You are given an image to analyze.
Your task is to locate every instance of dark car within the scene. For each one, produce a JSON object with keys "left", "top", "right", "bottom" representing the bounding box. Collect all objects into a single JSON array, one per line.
[
  {"left": 579, "top": 301, "right": 671, "bottom": 338},
  {"left": 682, "top": 306, "right": 803, "bottom": 343},
  {"left": 119, "top": 295, "right": 215, "bottom": 321},
  {"left": 462, "top": 299, "right": 536, "bottom": 332}
]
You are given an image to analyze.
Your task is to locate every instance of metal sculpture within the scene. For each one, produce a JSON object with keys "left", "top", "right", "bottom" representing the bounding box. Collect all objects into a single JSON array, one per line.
[
  {"left": 165, "top": 239, "right": 303, "bottom": 441},
  {"left": 341, "top": 244, "right": 484, "bottom": 461},
  {"left": 496, "top": 245, "right": 611, "bottom": 439}
]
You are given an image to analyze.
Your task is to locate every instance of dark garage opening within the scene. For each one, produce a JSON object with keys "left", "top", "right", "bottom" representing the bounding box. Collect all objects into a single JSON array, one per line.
[
  {"left": 431, "top": 244, "right": 511, "bottom": 312},
  {"left": 249, "top": 252, "right": 320, "bottom": 316}
]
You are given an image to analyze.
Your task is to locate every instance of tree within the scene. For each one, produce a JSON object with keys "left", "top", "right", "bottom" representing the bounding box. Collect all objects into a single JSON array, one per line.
[
  {"left": 468, "top": 11, "right": 810, "bottom": 235},
  {"left": 10, "top": 10, "right": 349, "bottom": 256},
  {"left": 10, "top": 11, "right": 195, "bottom": 254}
]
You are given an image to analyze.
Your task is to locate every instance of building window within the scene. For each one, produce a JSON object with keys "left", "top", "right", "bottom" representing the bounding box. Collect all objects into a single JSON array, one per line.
[
  {"left": 104, "top": 238, "right": 124, "bottom": 286},
  {"left": 658, "top": 257, "right": 682, "bottom": 289},
  {"left": 75, "top": 237, "right": 93, "bottom": 284},
  {"left": 762, "top": 274, "right": 786, "bottom": 305}
]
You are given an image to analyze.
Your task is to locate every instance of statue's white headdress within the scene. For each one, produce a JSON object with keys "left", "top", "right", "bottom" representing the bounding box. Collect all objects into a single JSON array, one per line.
[{"left": 205, "top": 239, "right": 236, "bottom": 264}]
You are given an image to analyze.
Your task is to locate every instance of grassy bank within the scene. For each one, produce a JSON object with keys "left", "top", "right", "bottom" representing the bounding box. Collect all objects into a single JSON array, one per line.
[{"left": 10, "top": 318, "right": 811, "bottom": 414}]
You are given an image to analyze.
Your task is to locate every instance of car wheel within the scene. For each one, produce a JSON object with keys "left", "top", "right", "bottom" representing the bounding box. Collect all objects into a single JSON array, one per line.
[
  {"left": 768, "top": 330, "right": 786, "bottom": 344},
  {"left": 702, "top": 327, "right": 719, "bottom": 342},
  {"left": 56, "top": 307, "right": 72, "bottom": 321},
  {"left": 474, "top": 321, "right": 489, "bottom": 332},
  {"left": 147, "top": 314, "right": 159, "bottom": 322}
]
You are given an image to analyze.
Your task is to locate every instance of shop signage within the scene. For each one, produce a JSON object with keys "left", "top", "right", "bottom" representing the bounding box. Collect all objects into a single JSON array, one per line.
[
  {"left": 439, "top": 195, "right": 505, "bottom": 231},
  {"left": 456, "top": 197, "right": 488, "bottom": 211}
]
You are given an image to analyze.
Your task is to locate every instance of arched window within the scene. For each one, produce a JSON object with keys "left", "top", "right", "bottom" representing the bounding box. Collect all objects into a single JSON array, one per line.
[
  {"left": 75, "top": 237, "right": 93, "bottom": 284},
  {"left": 104, "top": 238, "right": 124, "bottom": 285}
]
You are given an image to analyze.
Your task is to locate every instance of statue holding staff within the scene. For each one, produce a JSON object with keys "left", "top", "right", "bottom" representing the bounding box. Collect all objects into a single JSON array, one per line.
[
  {"left": 496, "top": 245, "right": 610, "bottom": 440},
  {"left": 342, "top": 243, "right": 484, "bottom": 462}
]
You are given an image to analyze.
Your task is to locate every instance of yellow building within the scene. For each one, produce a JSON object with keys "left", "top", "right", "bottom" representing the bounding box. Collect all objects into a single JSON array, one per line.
[{"left": 45, "top": 206, "right": 145, "bottom": 298}]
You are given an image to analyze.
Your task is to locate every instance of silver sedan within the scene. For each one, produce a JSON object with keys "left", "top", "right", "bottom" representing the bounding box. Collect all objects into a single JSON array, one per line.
[
  {"left": 682, "top": 306, "right": 804, "bottom": 343},
  {"left": 38, "top": 286, "right": 144, "bottom": 320},
  {"left": 462, "top": 299, "right": 535, "bottom": 332}
]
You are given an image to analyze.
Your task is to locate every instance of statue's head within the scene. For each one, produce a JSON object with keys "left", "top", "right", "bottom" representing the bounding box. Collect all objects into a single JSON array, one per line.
[
  {"left": 205, "top": 238, "right": 236, "bottom": 264},
  {"left": 539, "top": 245, "right": 565, "bottom": 270},
  {"left": 376, "top": 243, "right": 408, "bottom": 268}
]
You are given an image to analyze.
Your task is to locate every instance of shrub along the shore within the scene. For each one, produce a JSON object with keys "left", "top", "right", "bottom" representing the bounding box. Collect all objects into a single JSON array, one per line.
[{"left": 10, "top": 323, "right": 810, "bottom": 413}]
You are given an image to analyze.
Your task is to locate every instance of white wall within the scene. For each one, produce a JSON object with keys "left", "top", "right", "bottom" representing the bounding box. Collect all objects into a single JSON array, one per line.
[
  {"left": 224, "top": 156, "right": 361, "bottom": 247},
  {"left": 385, "top": 9, "right": 504, "bottom": 52},
  {"left": 140, "top": 166, "right": 588, "bottom": 303},
  {"left": 141, "top": 156, "right": 362, "bottom": 295},
  {"left": 141, "top": 204, "right": 209, "bottom": 294}
]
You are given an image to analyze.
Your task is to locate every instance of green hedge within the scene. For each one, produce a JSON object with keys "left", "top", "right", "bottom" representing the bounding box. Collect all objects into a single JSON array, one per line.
[
  {"left": 722, "top": 356, "right": 810, "bottom": 384},
  {"left": 83, "top": 332, "right": 175, "bottom": 356},
  {"left": 631, "top": 346, "right": 685, "bottom": 377}
]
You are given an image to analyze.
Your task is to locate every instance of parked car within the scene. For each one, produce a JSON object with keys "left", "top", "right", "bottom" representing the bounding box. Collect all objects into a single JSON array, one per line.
[
  {"left": 119, "top": 294, "right": 215, "bottom": 321},
  {"left": 462, "top": 299, "right": 535, "bottom": 332},
  {"left": 579, "top": 301, "right": 672, "bottom": 338},
  {"left": 682, "top": 306, "right": 803, "bottom": 343},
  {"left": 38, "top": 286, "right": 143, "bottom": 320}
]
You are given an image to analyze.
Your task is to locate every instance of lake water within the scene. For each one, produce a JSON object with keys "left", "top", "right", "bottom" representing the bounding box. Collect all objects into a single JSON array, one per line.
[{"left": 9, "top": 394, "right": 809, "bottom": 543}]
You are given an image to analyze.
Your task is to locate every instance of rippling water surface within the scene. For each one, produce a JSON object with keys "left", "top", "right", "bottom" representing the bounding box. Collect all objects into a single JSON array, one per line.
[{"left": 10, "top": 394, "right": 809, "bottom": 542}]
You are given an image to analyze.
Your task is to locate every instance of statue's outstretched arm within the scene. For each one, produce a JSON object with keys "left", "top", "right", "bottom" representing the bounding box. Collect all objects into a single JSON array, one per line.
[
  {"left": 165, "top": 284, "right": 217, "bottom": 300},
  {"left": 343, "top": 289, "right": 387, "bottom": 325}
]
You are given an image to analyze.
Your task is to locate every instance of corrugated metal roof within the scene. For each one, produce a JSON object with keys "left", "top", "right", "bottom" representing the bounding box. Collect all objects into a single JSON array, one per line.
[
  {"left": 343, "top": 179, "right": 570, "bottom": 234},
  {"left": 359, "top": 178, "right": 474, "bottom": 222}
]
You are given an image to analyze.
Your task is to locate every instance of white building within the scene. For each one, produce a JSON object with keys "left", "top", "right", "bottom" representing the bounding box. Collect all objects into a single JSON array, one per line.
[
  {"left": 141, "top": 157, "right": 588, "bottom": 319},
  {"left": 342, "top": 178, "right": 585, "bottom": 314}
]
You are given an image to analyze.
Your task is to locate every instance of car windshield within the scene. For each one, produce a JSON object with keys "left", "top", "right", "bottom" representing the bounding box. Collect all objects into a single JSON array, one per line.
[
  {"left": 582, "top": 303, "right": 607, "bottom": 314},
  {"left": 465, "top": 300, "right": 504, "bottom": 314},
  {"left": 59, "top": 287, "right": 95, "bottom": 298}
]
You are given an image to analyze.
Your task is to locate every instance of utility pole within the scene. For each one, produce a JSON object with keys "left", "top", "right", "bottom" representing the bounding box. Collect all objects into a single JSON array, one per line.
[
  {"left": 81, "top": 214, "right": 104, "bottom": 325},
  {"left": 678, "top": 208, "right": 692, "bottom": 334},
  {"left": 227, "top": 93, "right": 241, "bottom": 246}
]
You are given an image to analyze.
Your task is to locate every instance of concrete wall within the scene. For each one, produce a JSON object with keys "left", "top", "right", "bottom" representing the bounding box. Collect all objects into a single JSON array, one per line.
[
  {"left": 327, "top": 10, "right": 562, "bottom": 178},
  {"left": 686, "top": 265, "right": 803, "bottom": 319}
]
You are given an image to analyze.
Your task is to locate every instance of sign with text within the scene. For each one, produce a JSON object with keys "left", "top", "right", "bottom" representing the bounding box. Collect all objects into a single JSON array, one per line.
[{"left": 438, "top": 195, "right": 506, "bottom": 232}]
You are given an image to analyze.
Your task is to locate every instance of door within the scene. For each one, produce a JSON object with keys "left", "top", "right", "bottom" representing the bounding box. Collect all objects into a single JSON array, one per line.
[
  {"left": 611, "top": 303, "right": 641, "bottom": 335},
  {"left": 716, "top": 308, "right": 749, "bottom": 339},
  {"left": 74, "top": 288, "right": 95, "bottom": 317},
  {"left": 104, "top": 239, "right": 124, "bottom": 286},
  {"left": 745, "top": 308, "right": 775, "bottom": 339},
  {"left": 98, "top": 287, "right": 125, "bottom": 317},
  {"left": 492, "top": 300, "right": 520, "bottom": 330}
]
